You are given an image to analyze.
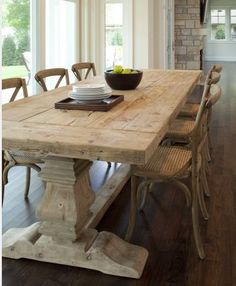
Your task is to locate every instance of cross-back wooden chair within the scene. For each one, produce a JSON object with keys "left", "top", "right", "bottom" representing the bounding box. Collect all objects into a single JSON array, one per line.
[
  {"left": 35, "top": 68, "right": 70, "bottom": 91},
  {"left": 2, "top": 78, "right": 43, "bottom": 204},
  {"left": 180, "top": 68, "right": 222, "bottom": 119},
  {"left": 197, "top": 64, "right": 222, "bottom": 87},
  {"left": 125, "top": 84, "right": 222, "bottom": 260},
  {"left": 71, "top": 62, "right": 96, "bottom": 81},
  {"left": 2, "top": 77, "right": 28, "bottom": 101},
  {"left": 171, "top": 69, "right": 221, "bottom": 168},
  {"left": 22, "top": 51, "right": 31, "bottom": 85}
]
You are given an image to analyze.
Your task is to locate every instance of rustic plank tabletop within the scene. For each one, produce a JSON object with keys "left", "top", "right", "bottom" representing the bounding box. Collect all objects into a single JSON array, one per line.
[{"left": 2, "top": 69, "right": 201, "bottom": 165}]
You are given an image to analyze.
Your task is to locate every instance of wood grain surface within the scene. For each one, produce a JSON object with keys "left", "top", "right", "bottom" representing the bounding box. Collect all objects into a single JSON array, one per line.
[
  {"left": 2, "top": 62, "right": 235, "bottom": 285},
  {"left": 2, "top": 70, "right": 201, "bottom": 164}
]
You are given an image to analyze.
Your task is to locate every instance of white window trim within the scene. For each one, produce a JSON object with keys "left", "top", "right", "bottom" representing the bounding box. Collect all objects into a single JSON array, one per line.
[
  {"left": 31, "top": 0, "right": 46, "bottom": 93},
  {"left": 103, "top": 0, "right": 133, "bottom": 70},
  {"left": 208, "top": 6, "right": 236, "bottom": 43}
]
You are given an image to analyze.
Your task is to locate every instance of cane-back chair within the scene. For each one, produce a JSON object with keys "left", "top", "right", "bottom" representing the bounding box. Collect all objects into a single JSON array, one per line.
[
  {"left": 35, "top": 68, "right": 70, "bottom": 91},
  {"left": 71, "top": 62, "right": 96, "bottom": 81},
  {"left": 125, "top": 84, "right": 222, "bottom": 260},
  {"left": 2, "top": 78, "right": 43, "bottom": 203}
]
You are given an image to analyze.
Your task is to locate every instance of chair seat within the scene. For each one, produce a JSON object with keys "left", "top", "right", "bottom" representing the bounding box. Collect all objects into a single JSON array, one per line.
[
  {"left": 166, "top": 119, "right": 195, "bottom": 139},
  {"left": 179, "top": 103, "right": 199, "bottom": 118},
  {"left": 133, "top": 146, "right": 192, "bottom": 178}
]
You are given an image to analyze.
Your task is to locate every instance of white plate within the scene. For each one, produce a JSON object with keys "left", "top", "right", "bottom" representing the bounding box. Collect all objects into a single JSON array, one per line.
[
  {"left": 73, "top": 83, "right": 106, "bottom": 90},
  {"left": 72, "top": 84, "right": 111, "bottom": 95},
  {"left": 69, "top": 93, "right": 111, "bottom": 101},
  {"left": 69, "top": 93, "right": 111, "bottom": 100},
  {"left": 72, "top": 88, "right": 112, "bottom": 96}
]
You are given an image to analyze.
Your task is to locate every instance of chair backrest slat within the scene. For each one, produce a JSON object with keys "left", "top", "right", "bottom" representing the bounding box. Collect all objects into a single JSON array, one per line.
[
  {"left": 206, "top": 84, "right": 222, "bottom": 108},
  {"left": 213, "top": 64, "right": 223, "bottom": 73},
  {"left": 208, "top": 71, "right": 221, "bottom": 85},
  {"left": 35, "top": 68, "right": 70, "bottom": 92},
  {"left": 71, "top": 62, "right": 96, "bottom": 81},
  {"left": 2, "top": 78, "right": 28, "bottom": 102},
  {"left": 191, "top": 83, "right": 222, "bottom": 174},
  {"left": 192, "top": 84, "right": 222, "bottom": 151}
]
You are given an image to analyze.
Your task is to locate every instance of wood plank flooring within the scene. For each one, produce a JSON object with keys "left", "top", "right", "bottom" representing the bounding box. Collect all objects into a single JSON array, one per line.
[{"left": 2, "top": 62, "right": 236, "bottom": 286}]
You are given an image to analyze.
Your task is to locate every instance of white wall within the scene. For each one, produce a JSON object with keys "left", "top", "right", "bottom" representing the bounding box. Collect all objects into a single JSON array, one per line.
[
  {"left": 204, "top": 0, "right": 236, "bottom": 61},
  {"left": 209, "top": 0, "right": 235, "bottom": 5},
  {"left": 205, "top": 41, "right": 236, "bottom": 61}
]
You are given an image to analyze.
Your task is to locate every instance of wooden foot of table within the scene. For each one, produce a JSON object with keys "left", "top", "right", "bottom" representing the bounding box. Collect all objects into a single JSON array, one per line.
[
  {"left": 2, "top": 157, "right": 148, "bottom": 278},
  {"left": 2, "top": 223, "right": 148, "bottom": 278}
]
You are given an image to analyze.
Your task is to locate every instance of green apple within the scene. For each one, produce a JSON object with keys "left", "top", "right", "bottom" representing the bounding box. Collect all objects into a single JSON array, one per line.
[
  {"left": 113, "top": 65, "right": 123, "bottom": 74},
  {"left": 122, "top": 68, "right": 132, "bottom": 74},
  {"left": 131, "top": 70, "right": 138, "bottom": 74}
]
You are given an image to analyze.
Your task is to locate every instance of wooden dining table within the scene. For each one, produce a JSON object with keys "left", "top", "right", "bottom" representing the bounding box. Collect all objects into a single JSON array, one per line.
[{"left": 2, "top": 69, "right": 201, "bottom": 279}]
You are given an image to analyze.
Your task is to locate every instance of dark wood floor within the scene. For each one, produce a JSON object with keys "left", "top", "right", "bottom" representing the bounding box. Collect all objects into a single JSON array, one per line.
[{"left": 2, "top": 62, "right": 236, "bottom": 286}]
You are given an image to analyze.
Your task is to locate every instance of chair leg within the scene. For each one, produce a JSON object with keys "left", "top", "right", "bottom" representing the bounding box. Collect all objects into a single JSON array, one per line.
[
  {"left": 192, "top": 174, "right": 206, "bottom": 259},
  {"left": 198, "top": 171, "right": 209, "bottom": 220},
  {"left": 125, "top": 175, "right": 138, "bottom": 241},
  {"left": 201, "top": 165, "right": 210, "bottom": 197},
  {"left": 137, "top": 183, "right": 150, "bottom": 211},
  {"left": 2, "top": 162, "right": 14, "bottom": 205},
  {"left": 24, "top": 167, "right": 31, "bottom": 199},
  {"left": 174, "top": 180, "right": 191, "bottom": 208},
  {"left": 203, "top": 142, "right": 211, "bottom": 175},
  {"left": 208, "top": 130, "right": 213, "bottom": 155},
  {"left": 206, "top": 137, "right": 212, "bottom": 163},
  {"left": 2, "top": 182, "right": 5, "bottom": 205}
]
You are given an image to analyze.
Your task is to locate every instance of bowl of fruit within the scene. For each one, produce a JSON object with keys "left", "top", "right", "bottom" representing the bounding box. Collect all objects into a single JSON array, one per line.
[{"left": 104, "top": 65, "right": 143, "bottom": 90}]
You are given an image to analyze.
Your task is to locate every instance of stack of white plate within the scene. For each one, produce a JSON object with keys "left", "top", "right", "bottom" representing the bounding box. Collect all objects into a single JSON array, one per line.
[{"left": 69, "top": 83, "right": 112, "bottom": 103}]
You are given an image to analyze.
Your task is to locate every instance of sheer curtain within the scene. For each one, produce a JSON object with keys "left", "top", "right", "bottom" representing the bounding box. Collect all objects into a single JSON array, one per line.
[{"left": 45, "top": 0, "right": 77, "bottom": 84}]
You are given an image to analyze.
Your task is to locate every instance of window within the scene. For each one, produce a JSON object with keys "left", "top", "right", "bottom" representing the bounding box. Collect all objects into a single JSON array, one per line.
[
  {"left": 105, "top": 1, "right": 124, "bottom": 69},
  {"left": 210, "top": 8, "right": 236, "bottom": 41},
  {"left": 230, "top": 9, "right": 236, "bottom": 40},
  {"left": 211, "top": 9, "right": 226, "bottom": 40},
  {"left": 2, "top": 0, "right": 31, "bottom": 103}
]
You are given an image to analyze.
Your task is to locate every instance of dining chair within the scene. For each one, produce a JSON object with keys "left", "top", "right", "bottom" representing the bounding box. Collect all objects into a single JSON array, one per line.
[
  {"left": 164, "top": 82, "right": 216, "bottom": 193},
  {"left": 35, "top": 68, "right": 70, "bottom": 91},
  {"left": 2, "top": 78, "right": 43, "bottom": 204},
  {"left": 71, "top": 62, "right": 96, "bottom": 81},
  {"left": 175, "top": 69, "right": 221, "bottom": 167},
  {"left": 179, "top": 66, "right": 221, "bottom": 119},
  {"left": 22, "top": 51, "right": 31, "bottom": 85},
  {"left": 2, "top": 77, "right": 28, "bottom": 101},
  {"left": 125, "top": 84, "right": 222, "bottom": 260},
  {"left": 199, "top": 64, "right": 222, "bottom": 86}
]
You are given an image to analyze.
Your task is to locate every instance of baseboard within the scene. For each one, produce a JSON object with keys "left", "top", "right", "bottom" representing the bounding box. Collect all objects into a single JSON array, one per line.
[{"left": 205, "top": 56, "right": 236, "bottom": 62}]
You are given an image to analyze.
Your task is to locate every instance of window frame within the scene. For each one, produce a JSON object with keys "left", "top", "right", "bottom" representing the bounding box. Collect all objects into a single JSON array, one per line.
[
  {"left": 104, "top": 0, "right": 133, "bottom": 70},
  {"left": 230, "top": 8, "right": 236, "bottom": 41},
  {"left": 209, "top": 6, "right": 236, "bottom": 43}
]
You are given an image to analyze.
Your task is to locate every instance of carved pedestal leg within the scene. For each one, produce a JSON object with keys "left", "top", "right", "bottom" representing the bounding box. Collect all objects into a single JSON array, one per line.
[{"left": 2, "top": 157, "right": 148, "bottom": 279}]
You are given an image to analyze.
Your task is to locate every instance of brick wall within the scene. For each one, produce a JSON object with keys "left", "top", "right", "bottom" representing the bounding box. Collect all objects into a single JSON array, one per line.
[{"left": 175, "top": 0, "right": 204, "bottom": 70}]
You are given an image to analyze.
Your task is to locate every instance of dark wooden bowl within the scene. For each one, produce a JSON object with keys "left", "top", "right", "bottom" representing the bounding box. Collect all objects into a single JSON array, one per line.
[{"left": 104, "top": 70, "right": 143, "bottom": 90}]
